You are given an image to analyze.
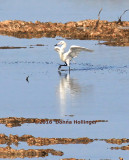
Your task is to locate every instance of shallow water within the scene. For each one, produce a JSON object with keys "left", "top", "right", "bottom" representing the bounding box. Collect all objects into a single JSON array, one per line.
[
  {"left": 0, "top": 36, "right": 129, "bottom": 159},
  {"left": 0, "top": 1, "right": 129, "bottom": 160}
]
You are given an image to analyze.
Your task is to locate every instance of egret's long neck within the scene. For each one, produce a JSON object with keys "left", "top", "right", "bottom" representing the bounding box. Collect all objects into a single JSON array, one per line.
[
  {"left": 60, "top": 43, "right": 66, "bottom": 52},
  {"left": 58, "top": 50, "right": 63, "bottom": 58},
  {"left": 57, "top": 50, "right": 64, "bottom": 61}
]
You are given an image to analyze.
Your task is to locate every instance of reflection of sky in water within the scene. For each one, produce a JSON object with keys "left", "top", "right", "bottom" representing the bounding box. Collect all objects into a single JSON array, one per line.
[{"left": 0, "top": 0, "right": 129, "bottom": 22}]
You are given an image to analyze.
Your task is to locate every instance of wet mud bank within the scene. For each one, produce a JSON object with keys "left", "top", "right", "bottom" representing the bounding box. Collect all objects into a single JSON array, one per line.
[
  {"left": 0, "top": 20, "right": 129, "bottom": 46},
  {"left": 0, "top": 46, "right": 26, "bottom": 49},
  {"left": 0, "top": 117, "right": 108, "bottom": 128},
  {"left": 0, "top": 134, "right": 128, "bottom": 159},
  {"left": 0, "top": 117, "right": 61, "bottom": 128},
  {"left": 0, "top": 134, "right": 93, "bottom": 146},
  {"left": 0, "top": 118, "right": 127, "bottom": 159},
  {"left": 0, "top": 146, "right": 63, "bottom": 158},
  {"left": 0, "top": 134, "right": 129, "bottom": 146},
  {"left": 111, "top": 145, "right": 129, "bottom": 150}
]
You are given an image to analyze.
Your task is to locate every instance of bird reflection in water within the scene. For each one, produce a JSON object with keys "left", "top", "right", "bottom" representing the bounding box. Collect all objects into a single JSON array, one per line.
[{"left": 57, "top": 71, "right": 82, "bottom": 116}]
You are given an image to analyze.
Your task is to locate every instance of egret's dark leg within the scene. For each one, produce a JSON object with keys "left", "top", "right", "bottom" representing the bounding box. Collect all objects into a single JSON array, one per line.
[
  {"left": 69, "top": 66, "right": 70, "bottom": 73},
  {"left": 58, "top": 62, "right": 67, "bottom": 70},
  {"left": 58, "top": 65, "right": 62, "bottom": 70}
]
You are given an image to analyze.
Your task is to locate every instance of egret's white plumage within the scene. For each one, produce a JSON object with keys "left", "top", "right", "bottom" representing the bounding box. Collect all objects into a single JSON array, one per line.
[{"left": 54, "top": 41, "right": 93, "bottom": 71}]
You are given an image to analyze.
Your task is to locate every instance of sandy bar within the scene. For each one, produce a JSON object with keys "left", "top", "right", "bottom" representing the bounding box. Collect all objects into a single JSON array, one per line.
[{"left": 0, "top": 20, "right": 129, "bottom": 46}]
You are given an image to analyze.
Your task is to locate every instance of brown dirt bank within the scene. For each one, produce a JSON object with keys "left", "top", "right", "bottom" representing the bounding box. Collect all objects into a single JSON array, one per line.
[
  {"left": 0, "top": 117, "right": 61, "bottom": 127},
  {"left": 111, "top": 145, "right": 129, "bottom": 150},
  {"left": 0, "top": 20, "right": 129, "bottom": 46},
  {"left": 0, "top": 117, "right": 108, "bottom": 128},
  {"left": 0, "top": 134, "right": 129, "bottom": 147},
  {"left": 0, "top": 46, "right": 26, "bottom": 49},
  {"left": 101, "top": 138, "right": 129, "bottom": 145},
  {"left": 0, "top": 146, "right": 63, "bottom": 158},
  {"left": 0, "top": 134, "right": 93, "bottom": 146}
]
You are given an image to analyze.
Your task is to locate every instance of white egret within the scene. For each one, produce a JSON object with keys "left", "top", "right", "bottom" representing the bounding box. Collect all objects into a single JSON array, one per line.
[{"left": 54, "top": 41, "right": 93, "bottom": 71}]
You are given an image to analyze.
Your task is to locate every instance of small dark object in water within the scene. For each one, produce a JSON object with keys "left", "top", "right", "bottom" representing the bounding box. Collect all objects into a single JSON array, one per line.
[
  {"left": 26, "top": 76, "right": 29, "bottom": 82},
  {"left": 30, "top": 44, "right": 47, "bottom": 47}
]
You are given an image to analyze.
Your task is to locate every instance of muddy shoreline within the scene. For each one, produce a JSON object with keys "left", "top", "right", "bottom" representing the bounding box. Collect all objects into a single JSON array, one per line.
[
  {"left": 0, "top": 117, "right": 108, "bottom": 128},
  {"left": 0, "top": 134, "right": 129, "bottom": 146},
  {"left": 0, "top": 134, "right": 128, "bottom": 159},
  {"left": 0, "top": 146, "right": 63, "bottom": 158},
  {"left": 0, "top": 20, "right": 129, "bottom": 46},
  {"left": 0, "top": 117, "right": 127, "bottom": 159}
]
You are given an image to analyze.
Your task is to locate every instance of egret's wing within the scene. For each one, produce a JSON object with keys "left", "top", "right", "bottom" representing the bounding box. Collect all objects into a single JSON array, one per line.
[{"left": 67, "top": 45, "right": 93, "bottom": 59}]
